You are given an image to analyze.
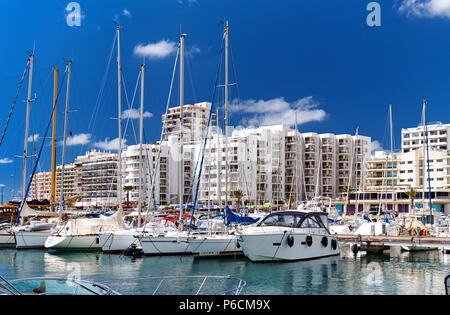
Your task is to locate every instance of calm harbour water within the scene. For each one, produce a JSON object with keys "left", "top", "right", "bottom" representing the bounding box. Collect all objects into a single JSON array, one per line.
[{"left": 0, "top": 246, "right": 449, "bottom": 295}]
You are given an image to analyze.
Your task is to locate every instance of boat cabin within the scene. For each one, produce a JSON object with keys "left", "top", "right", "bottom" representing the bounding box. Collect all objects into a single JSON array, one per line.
[{"left": 258, "top": 211, "right": 329, "bottom": 229}]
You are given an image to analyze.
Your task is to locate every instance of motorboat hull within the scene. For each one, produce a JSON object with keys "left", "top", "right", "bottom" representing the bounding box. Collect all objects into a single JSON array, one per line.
[
  {"left": 187, "top": 234, "right": 243, "bottom": 257},
  {"left": 237, "top": 230, "right": 340, "bottom": 262},
  {"left": 45, "top": 234, "right": 102, "bottom": 251},
  {"left": 140, "top": 236, "right": 191, "bottom": 256},
  {"left": 15, "top": 230, "right": 51, "bottom": 249},
  {"left": 99, "top": 231, "right": 141, "bottom": 254}
]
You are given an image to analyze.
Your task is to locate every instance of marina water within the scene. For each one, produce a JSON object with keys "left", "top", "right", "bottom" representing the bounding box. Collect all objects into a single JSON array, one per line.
[{"left": 0, "top": 247, "right": 448, "bottom": 295}]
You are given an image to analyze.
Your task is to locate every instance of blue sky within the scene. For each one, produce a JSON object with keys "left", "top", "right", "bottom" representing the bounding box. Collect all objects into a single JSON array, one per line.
[{"left": 1, "top": 0, "right": 450, "bottom": 201}]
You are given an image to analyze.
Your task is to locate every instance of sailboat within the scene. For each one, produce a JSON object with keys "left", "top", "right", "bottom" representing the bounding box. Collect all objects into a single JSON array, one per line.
[
  {"left": 185, "top": 21, "right": 251, "bottom": 257},
  {"left": 45, "top": 26, "right": 126, "bottom": 251},
  {"left": 0, "top": 53, "right": 35, "bottom": 248},
  {"left": 12, "top": 63, "right": 64, "bottom": 249},
  {"left": 139, "top": 33, "right": 193, "bottom": 256}
]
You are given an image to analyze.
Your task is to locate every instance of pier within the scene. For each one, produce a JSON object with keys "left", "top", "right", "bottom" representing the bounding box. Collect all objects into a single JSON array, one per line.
[{"left": 336, "top": 234, "right": 450, "bottom": 253}]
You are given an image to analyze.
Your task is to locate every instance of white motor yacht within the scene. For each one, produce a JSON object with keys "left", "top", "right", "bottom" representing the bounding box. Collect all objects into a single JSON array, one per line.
[{"left": 236, "top": 210, "right": 340, "bottom": 262}]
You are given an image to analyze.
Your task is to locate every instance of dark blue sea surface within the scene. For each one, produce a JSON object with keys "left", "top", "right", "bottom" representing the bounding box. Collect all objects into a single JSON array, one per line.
[{"left": 0, "top": 247, "right": 448, "bottom": 295}]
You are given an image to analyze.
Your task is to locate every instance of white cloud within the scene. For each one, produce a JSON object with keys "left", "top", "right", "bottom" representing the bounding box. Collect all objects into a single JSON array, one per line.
[
  {"left": 27, "top": 134, "right": 39, "bottom": 143},
  {"left": 186, "top": 45, "right": 201, "bottom": 56},
  {"left": 122, "top": 109, "right": 153, "bottom": 120},
  {"left": 178, "top": 0, "right": 198, "bottom": 5},
  {"left": 93, "top": 137, "right": 127, "bottom": 151},
  {"left": 399, "top": 0, "right": 450, "bottom": 18},
  {"left": 371, "top": 140, "right": 386, "bottom": 154},
  {"left": 61, "top": 133, "right": 92, "bottom": 146},
  {"left": 0, "top": 158, "right": 13, "bottom": 164},
  {"left": 0, "top": 184, "right": 5, "bottom": 187},
  {"left": 133, "top": 40, "right": 177, "bottom": 59},
  {"left": 230, "top": 96, "right": 327, "bottom": 127},
  {"left": 122, "top": 9, "right": 131, "bottom": 17}
]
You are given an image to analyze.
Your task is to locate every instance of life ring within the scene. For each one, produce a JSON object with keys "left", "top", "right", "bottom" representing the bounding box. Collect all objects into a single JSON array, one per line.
[
  {"left": 321, "top": 236, "right": 328, "bottom": 248},
  {"left": 287, "top": 235, "right": 294, "bottom": 247},
  {"left": 331, "top": 238, "right": 337, "bottom": 250},
  {"left": 306, "top": 235, "right": 313, "bottom": 247}
]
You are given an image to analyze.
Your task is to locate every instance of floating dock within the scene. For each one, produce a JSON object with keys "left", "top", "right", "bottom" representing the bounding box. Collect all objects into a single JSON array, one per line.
[{"left": 336, "top": 234, "right": 450, "bottom": 253}]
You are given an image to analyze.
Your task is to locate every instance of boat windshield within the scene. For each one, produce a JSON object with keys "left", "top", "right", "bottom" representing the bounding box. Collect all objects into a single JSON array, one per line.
[{"left": 258, "top": 213, "right": 305, "bottom": 228}]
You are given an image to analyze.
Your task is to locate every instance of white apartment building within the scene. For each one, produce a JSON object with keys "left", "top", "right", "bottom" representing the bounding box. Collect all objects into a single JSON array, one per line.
[
  {"left": 356, "top": 149, "right": 450, "bottom": 215},
  {"left": 401, "top": 122, "right": 450, "bottom": 153},
  {"left": 122, "top": 142, "right": 172, "bottom": 206},
  {"left": 74, "top": 150, "right": 119, "bottom": 208},
  {"left": 162, "top": 102, "right": 211, "bottom": 145}
]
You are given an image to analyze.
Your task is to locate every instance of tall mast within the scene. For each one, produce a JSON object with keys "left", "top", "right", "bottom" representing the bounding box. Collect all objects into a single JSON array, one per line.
[
  {"left": 50, "top": 67, "right": 58, "bottom": 212},
  {"left": 224, "top": 21, "right": 229, "bottom": 208},
  {"left": 389, "top": 104, "right": 396, "bottom": 215},
  {"left": 59, "top": 61, "right": 72, "bottom": 212},
  {"left": 179, "top": 33, "right": 186, "bottom": 228},
  {"left": 216, "top": 108, "right": 222, "bottom": 210},
  {"left": 21, "top": 53, "right": 34, "bottom": 203},
  {"left": 421, "top": 100, "right": 426, "bottom": 222},
  {"left": 422, "top": 99, "right": 433, "bottom": 225},
  {"left": 117, "top": 25, "right": 123, "bottom": 212},
  {"left": 138, "top": 63, "right": 145, "bottom": 227}
]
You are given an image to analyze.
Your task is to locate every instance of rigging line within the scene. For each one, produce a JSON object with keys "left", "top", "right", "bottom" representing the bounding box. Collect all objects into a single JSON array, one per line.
[
  {"left": 84, "top": 31, "right": 117, "bottom": 154},
  {"left": 188, "top": 37, "right": 224, "bottom": 231},
  {"left": 0, "top": 56, "right": 31, "bottom": 146},
  {"left": 141, "top": 47, "right": 180, "bottom": 226},
  {"left": 121, "top": 70, "right": 140, "bottom": 145},
  {"left": 16, "top": 70, "right": 68, "bottom": 223},
  {"left": 147, "top": 47, "right": 180, "bottom": 207},
  {"left": 185, "top": 49, "right": 198, "bottom": 103}
]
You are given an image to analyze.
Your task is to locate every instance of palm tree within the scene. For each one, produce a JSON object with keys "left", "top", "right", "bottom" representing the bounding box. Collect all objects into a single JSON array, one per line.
[
  {"left": 285, "top": 194, "right": 295, "bottom": 209},
  {"left": 123, "top": 185, "right": 133, "bottom": 206},
  {"left": 406, "top": 186, "right": 417, "bottom": 212},
  {"left": 341, "top": 185, "right": 355, "bottom": 216},
  {"left": 232, "top": 190, "right": 244, "bottom": 210}
]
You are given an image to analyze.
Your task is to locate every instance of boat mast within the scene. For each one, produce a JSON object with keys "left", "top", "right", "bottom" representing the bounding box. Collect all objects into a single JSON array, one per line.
[
  {"left": 138, "top": 63, "right": 145, "bottom": 227},
  {"left": 179, "top": 33, "right": 186, "bottom": 229},
  {"left": 59, "top": 60, "right": 72, "bottom": 213},
  {"left": 117, "top": 25, "right": 123, "bottom": 212},
  {"left": 216, "top": 108, "right": 222, "bottom": 210},
  {"left": 422, "top": 99, "right": 433, "bottom": 226},
  {"left": 389, "top": 104, "right": 396, "bottom": 216},
  {"left": 224, "top": 21, "right": 229, "bottom": 209},
  {"left": 50, "top": 67, "right": 58, "bottom": 212},
  {"left": 21, "top": 53, "right": 34, "bottom": 203},
  {"left": 421, "top": 100, "right": 426, "bottom": 223}
]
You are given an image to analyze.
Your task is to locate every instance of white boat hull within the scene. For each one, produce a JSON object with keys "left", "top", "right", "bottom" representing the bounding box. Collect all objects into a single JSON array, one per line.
[
  {"left": 140, "top": 236, "right": 191, "bottom": 255},
  {"left": 237, "top": 229, "right": 340, "bottom": 262},
  {"left": 0, "top": 229, "right": 16, "bottom": 247},
  {"left": 188, "top": 234, "right": 243, "bottom": 257},
  {"left": 45, "top": 234, "right": 102, "bottom": 251},
  {"left": 15, "top": 230, "right": 51, "bottom": 249},
  {"left": 99, "top": 232, "right": 141, "bottom": 254}
]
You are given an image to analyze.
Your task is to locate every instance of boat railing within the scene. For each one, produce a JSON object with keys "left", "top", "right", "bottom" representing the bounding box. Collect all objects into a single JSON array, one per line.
[
  {"left": 445, "top": 274, "right": 450, "bottom": 295},
  {"left": 100, "top": 275, "right": 246, "bottom": 295}
]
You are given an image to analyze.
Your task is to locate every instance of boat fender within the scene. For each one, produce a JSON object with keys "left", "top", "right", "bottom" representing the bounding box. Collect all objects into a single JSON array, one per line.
[
  {"left": 351, "top": 244, "right": 359, "bottom": 254},
  {"left": 331, "top": 239, "right": 337, "bottom": 250},
  {"left": 287, "top": 235, "right": 294, "bottom": 247},
  {"left": 321, "top": 236, "right": 328, "bottom": 248},
  {"left": 306, "top": 235, "right": 312, "bottom": 247},
  {"left": 236, "top": 241, "right": 240, "bottom": 249}
]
